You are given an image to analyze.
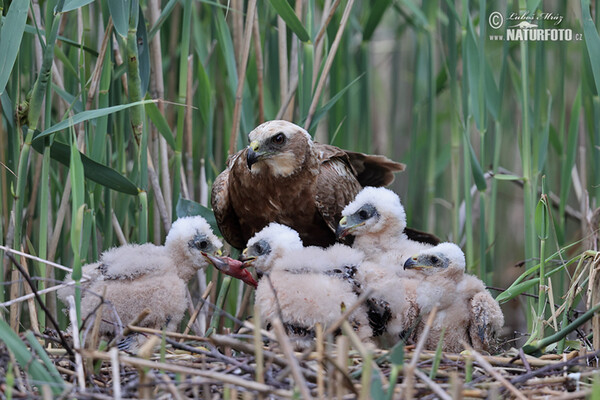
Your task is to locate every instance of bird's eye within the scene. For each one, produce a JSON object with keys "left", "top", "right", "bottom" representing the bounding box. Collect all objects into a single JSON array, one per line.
[
  {"left": 255, "top": 244, "right": 264, "bottom": 254},
  {"left": 198, "top": 240, "right": 209, "bottom": 250},
  {"left": 358, "top": 209, "right": 370, "bottom": 220},
  {"left": 429, "top": 255, "right": 439, "bottom": 264},
  {"left": 272, "top": 133, "right": 285, "bottom": 145}
]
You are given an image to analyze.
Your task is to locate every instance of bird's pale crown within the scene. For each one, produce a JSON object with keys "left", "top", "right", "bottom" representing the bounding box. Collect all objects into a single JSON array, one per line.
[{"left": 341, "top": 187, "right": 407, "bottom": 233}]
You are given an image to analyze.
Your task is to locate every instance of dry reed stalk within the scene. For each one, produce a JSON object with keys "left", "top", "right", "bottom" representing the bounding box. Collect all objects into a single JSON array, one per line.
[
  {"left": 111, "top": 210, "right": 127, "bottom": 245},
  {"left": 232, "top": 0, "right": 243, "bottom": 69},
  {"left": 0, "top": 246, "right": 75, "bottom": 273},
  {"left": 88, "top": 286, "right": 106, "bottom": 352},
  {"left": 276, "top": 77, "right": 299, "bottom": 120},
  {"left": 148, "top": 0, "right": 172, "bottom": 225},
  {"left": 413, "top": 368, "right": 452, "bottom": 400},
  {"left": 313, "top": 0, "right": 341, "bottom": 51},
  {"left": 228, "top": 0, "right": 258, "bottom": 155},
  {"left": 271, "top": 318, "right": 313, "bottom": 400},
  {"left": 80, "top": 349, "right": 295, "bottom": 397},
  {"left": 185, "top": 54, "right": 195, "bottom": 197},
  {"left": 180, "top": 165, "right": 191, "bottom": 199},
  {"left": 85, "top": 19, "right": 114, "bottom": 110},
  {"left": 335, "top": 335, "right": 349, "bottom": 399},
  {"left": 315, "top": 324, "right": 325, "bottom": 399},
  {"left": 416, "top": 350, "right": 563, "bottom": 367},
  {"left": 110, "top": 347, "right": 122, "bottom": 400},
  {"left": 312, "top": 0, "right": 333, "bottom": 90},
  {"left": 404, "top": 305, "right": 438, "bottom": 400},
  {"left": 253, "top": 304, "right": 265, "bottom": 399},
  {"left": 210, "top": 334, "right": 299, "bottom": 374},
  {"left": 181, "top": 281, "right": 214, "bottom": 340},
  {"left": 67, "top": 295, "right": 86, "bottom": 391},
  {"left": 253, "top": 12, "right": 265, "bottom": 124},
  {"left": 111, "top": 35, "right": 129, "bottom": 96},
  {"left": 25, "top": 156, "right": 43, "bottom": 240},
  {"left": 48, "top": 178, "right": 71, "bottom": 261},
  {"left": 146, "top": 149, "right": 171, "bottom": 232},
  {"left": 449, "top": 371, "right": 463, "bottom": 400},
  {"left": 20, "top": 252, "right": 40, "bottom": 335},
  {"left": 277, "top": 16, "right": 289, "bottom": 119},
  {"left": 304, "top": 0, "right": 355, "bottom": 129},
  {"left": 0, "top": 278, "right": 91, "bottom": 308},
  {"left": 9, "top": 266, "right": 21, "bottom": 331},
  {"left": 463, "top": 343, "right": 528, "bottom": 400},
  {"left": 234, "top": 284, "right": 253, "bottom": 331}
]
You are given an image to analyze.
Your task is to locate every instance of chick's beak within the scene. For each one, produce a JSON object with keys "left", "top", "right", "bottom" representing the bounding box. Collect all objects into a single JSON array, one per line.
[
  {"left": 203, "top": 253, "right": 258, "bottom": 288},
  {"left": 247, "top": 141, "right": 262, "bottom": 169},
  {"left": 403, "top": 257, "right": 419, "bottom": 270},
  {"left": 336, "top": 216, "right": 365, "bottom": 239},
  {"left": 239, "top": 248, "right": 257, "bottom": 267}
]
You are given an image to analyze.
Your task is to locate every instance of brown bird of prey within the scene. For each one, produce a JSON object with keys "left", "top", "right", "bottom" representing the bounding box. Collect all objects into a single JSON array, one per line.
[{"left": 211, "top": 120, "right": 406, "bottom": 249}]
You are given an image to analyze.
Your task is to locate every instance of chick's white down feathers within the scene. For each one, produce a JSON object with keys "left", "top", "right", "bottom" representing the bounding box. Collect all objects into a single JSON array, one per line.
[
  {"left": 247, "top": 224, "right": 372, "bottom": 349},
  {"left": 58, "top": 216, "right": 221, "bottom": 344},
  {"left": 341, "top": 187, "right": 433, "bottom": 273},
  {"left": 408, "top": 243, "right": 503, "bottom": 352}
]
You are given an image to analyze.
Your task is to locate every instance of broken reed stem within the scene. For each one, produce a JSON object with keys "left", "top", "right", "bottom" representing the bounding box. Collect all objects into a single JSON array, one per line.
[
  {"left": 316, "top": 324, "right": 325, "bottom": 399},
  {"left": 228, "top": 0, "right": 257, "bottom": 155},
  {"left": 304, "top": 0, "right": 355, "bottom": 130},
  {"left": 271, "top": 318, "right": 313, "bottom": 400},
  {"left": 80, "top": 349, "right": 295, "bottom": 397}
]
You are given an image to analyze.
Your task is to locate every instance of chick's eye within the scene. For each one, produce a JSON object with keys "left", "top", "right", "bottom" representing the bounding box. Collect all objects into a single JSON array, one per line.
[
  {"left": 429, "top": 256, "right": 439, "bottom": 264},
  {"left": 358, "top": 209, "right": 370, "bottom": 220},
  {"left": 272, "top": 133, "right": 285, "bottom": 145},
  {"left": 255, "top": 244, "right": 264, "bottom": 254},
  {"left": 198, "top": 240, "right": 208, "bottom": 250}
]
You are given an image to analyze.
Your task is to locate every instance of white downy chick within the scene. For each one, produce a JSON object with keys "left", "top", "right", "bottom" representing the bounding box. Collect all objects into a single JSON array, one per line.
[
  {"left": 242, "top": 223, "right": 372, "bottom": 349},
  {"left": 337, "top": 187, "right": 434, "bottom": 276},
  {"left": 404, "top": 243, "right": 504, "bottom": 353},
  {"left": 58, "top": 216, "right": 224, "bottom": 348}
]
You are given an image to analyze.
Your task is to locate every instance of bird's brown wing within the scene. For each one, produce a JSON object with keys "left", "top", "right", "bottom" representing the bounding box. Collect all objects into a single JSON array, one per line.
[
  {"left": 211, "top": 154, "right": 246, "bottom": 249},
  {"left": 315, "top": 145, "right": 362, "bottom": 234},
  {"left": 344, "top": 150, "right": 405, "bottom": 187},
  {"left": 404, "top": 227, "right": 441, "bottom": 245}
]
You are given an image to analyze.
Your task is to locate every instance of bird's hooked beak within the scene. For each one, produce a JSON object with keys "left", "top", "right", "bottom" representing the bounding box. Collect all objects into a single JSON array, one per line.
[
  {"left": 403, "top": 256, "right": 431, "bottom": 270},
  {"left": 239, "top": 247, "right": 257, "bottom": 268},
  {"left": 336, "top": 216, "right": 365, "bottom": 239},
  {"left": 247, "top": 141, "right": 263, "bottom": 169},
  {"left": 202, "top": 253, "right": 258, "bottom": 288}
]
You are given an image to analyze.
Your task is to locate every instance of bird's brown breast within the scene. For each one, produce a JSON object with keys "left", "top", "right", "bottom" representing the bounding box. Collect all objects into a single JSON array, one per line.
[{"left": 229, "top": 150, "right": 335, "bottom": 246}]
